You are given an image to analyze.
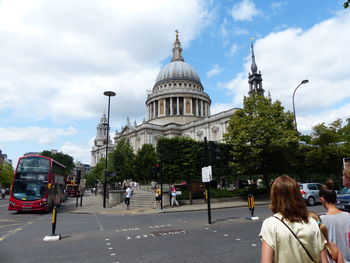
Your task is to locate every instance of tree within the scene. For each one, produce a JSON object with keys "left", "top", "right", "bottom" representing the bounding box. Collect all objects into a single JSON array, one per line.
[
  {"left": 157, "top": 137, "right": 203, "bottom": 184},
  {"left": 344, "top": 0, "right": 350, "bottom": 8},
  {"left": 40, "top": 150, "right": 75, "bottom": 174},
  {"left": 300, "top": 119, "right": 350, "bottom": 184},
  {"left": 0, "top": 161, "right": 13, "bottom": 188},
  {"left": 109, "top": 138, "right": 135, "bottom": 182},
  {"left": 134, "top": 144, "right": 158, "bottom": 183},
  {"left": 86, "top": 159, "right": 105, "bottom": 187},
  {"left": 225, "top": 94, "right": 299, "bottom": 187}
]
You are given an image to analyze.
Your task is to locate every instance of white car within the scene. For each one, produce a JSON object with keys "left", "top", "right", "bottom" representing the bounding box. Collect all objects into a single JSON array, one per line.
[{"left": 299, "top": 183, "right": 323, "bottom": 206}]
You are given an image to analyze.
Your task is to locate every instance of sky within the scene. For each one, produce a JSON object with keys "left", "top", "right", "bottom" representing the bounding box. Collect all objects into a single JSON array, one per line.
[{"left": 0, "top": 0, "right": 349, "bottom": 167}]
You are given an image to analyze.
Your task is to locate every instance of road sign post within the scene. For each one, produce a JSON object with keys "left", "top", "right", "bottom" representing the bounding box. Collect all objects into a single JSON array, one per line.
[{"left": 203, "top": 137, "right": 212, "bottom": 224}]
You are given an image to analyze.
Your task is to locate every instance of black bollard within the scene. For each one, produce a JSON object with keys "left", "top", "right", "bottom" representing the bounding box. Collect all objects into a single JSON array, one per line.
[{"left": 52, "top": 206, "right": 57, "bottom": 236}]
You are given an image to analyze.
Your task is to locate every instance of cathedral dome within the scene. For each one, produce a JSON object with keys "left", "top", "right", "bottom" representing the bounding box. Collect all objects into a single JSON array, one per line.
[{"left": 155, "top": 61, "right": 201, "bottom": 85}]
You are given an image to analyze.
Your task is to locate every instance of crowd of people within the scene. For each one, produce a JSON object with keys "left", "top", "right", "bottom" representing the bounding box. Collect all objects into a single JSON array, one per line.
[{"left": 259, "top": 166, "right": 350, "bottom": 263}]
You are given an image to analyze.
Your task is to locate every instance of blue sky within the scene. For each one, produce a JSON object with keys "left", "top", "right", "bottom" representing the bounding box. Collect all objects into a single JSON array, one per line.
[{"left": 0, "top": 0, "right": 349, "bottom": 166}]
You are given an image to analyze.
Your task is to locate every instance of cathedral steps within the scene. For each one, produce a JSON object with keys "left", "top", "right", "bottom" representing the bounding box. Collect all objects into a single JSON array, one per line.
[{"left": 130, "top": 189, "right": 155, "bottom": 208}]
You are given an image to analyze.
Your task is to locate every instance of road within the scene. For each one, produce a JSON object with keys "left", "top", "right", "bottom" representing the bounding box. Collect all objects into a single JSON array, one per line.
[{"left": 0, "top": 195, "right": 327, "bottom": 263}]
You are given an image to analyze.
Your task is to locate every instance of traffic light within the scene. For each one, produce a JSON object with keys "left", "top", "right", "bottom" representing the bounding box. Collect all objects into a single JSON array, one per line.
[
  {"left": 76, "top": 170, "right": 81, "bottom": 185},
  {"left": 155, "top": 163, "right": 161, "bottom": 173},
  {"left": 209, "top": 141, "right": 221, "bottom": 165}
]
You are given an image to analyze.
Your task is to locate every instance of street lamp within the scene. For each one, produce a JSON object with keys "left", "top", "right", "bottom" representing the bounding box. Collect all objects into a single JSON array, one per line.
[
  {"left": 292, "top": 79, "right": 309, "bottom": 130},
  {"left": 103, "top": 90, "right": 116, "bottom": 208}
]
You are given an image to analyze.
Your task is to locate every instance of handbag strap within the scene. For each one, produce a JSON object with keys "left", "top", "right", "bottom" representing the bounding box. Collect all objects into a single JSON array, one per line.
[{"left": 273, "top": 216, "right": 315, "bottom": 263}]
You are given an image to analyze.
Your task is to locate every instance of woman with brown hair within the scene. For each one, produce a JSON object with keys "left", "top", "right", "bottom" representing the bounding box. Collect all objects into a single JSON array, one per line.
[
  {"left": 319, "top": 185, "right": 350, "bottom": 262},
  {"left": 309, "top": 211, "right": 345, "bottom": 263},
  {"left": 259, "top": 175, "right": 328, "bottom": 263}
]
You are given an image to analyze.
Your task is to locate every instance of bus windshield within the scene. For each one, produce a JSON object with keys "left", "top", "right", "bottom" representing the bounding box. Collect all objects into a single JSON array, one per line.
[
  {"left": 12, "top": 180, "right": 47, "bottom": 201},
  {"left": 16, "top": 156, "right": 50, "bottom": 173}
]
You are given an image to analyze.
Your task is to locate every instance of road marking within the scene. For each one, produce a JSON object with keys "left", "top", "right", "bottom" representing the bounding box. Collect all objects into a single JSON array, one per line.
[
  {"left": 251, "top": 244, "right": 257, "bottom": 247},
  {"left": 126, "top": 230, "right": 187, "bottom": 240},
  {"left": 0, "top": 221, "right": 34, "bottom": 243},
  {"left": 0, "top": 223, "right": 23, "bottom": 229},
  {"left": 110, "top": 253, "right": 116, "bottom": 256},
  {"left": 108, "top": 247, "right": 113, "bottom": 250},
  {"left": 236, "top": 238, "right": 241, "bottom": 241},
  {"left": 116, "top": 227, "right": 140, "bottom": 232},
  {"left": 106, "top": 243, "right": 111, "bottom": 245},
  {"left": 224, "top": 234, "right": 228, "bottom": 237},
  {"left": 105, "top": 238, "right": 109, "bottom": 241}
]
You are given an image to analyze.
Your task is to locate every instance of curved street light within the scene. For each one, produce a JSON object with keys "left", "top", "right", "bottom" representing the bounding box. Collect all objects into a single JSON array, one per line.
[
  {"left": 292, "top": 80, "right": 309, "bottom": 131},
  {"left": 103, "top": 90, "right": 116, "bottom": 208}
]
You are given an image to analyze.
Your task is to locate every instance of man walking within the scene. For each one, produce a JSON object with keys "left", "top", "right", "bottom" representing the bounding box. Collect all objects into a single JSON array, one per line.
[{"left": 125, "top": 184, "right": 132, "bottom": 210}]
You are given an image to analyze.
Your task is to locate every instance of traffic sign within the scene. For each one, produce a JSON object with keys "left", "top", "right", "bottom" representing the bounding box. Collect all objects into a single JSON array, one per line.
[{"left": 201, "top": 166, "right": 212, "bottom": 182}]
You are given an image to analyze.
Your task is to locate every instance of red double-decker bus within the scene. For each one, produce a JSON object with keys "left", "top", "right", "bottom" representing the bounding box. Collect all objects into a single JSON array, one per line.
[{"left": 8, "top": 155, "right": 67, "bottom": 212}]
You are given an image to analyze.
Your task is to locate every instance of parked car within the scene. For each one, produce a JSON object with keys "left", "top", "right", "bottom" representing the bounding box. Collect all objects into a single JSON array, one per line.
[
  {"left": 299, "top": 183, "right": 323, "bottom": 206},
  {"left": 336, "top": 187, "right": 350, "bottom": 212}
]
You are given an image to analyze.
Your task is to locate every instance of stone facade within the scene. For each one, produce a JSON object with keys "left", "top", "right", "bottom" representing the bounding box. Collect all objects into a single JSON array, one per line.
[
  {"left": 91, "top": 114, "right": 114, "bottom": 167},
  {"left": 91, "top": 33, "right": 263, "bottom": 166}
]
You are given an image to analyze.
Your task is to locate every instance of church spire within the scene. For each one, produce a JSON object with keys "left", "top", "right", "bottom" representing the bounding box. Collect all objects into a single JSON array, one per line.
[
  {"left": 250, "top": 43, "right": 258, "bottom": 74},
  {"left": 248, "top": 41, "right": 264, "bottom": 97},
  {"left": 171, "top": 30, "right": 184, "bottom": 62}
]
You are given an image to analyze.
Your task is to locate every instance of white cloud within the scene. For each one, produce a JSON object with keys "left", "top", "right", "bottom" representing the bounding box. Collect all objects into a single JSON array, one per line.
[
  {"left": 222, "top": 11, "right": 350, "bottom": 134},
  {"left": 271, "top": 1, "right": 287, "bottom": 14},
  {"left": 227, "top": 43, "right": 239, "bottom": 57},
  {"left": 0, "top": 0, "right": 211, "bottom": 123},
  {"left": 231, "top": 0, "right": 260, "bottom": 21},
  {"left": 207, "top": 64, "right": 223, "bottom": 78},
  {"left": 211, "top": 103, "right": 235, "bottom": 115},
  {"left": 234, "top": 27, "right": 250, "bottom": 35},
  {"left": 60, "top": 142, "right": 92, "bottom": 164},
  {"left": 0, "top": 126, "right": 77, "bottom": 144}
]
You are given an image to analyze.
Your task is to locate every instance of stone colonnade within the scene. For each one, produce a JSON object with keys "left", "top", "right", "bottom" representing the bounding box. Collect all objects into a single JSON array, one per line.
[{"left": 147, "top": 96, "right": 210, "bottom": 119}]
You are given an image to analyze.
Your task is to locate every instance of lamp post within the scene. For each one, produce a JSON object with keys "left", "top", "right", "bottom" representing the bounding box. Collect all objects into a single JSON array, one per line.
[
  {"left": 292, "top": 80, "right": 309, "bottom": 130},
  {"left": 103, "top": 90, "right": 116, "bottom": 208}
]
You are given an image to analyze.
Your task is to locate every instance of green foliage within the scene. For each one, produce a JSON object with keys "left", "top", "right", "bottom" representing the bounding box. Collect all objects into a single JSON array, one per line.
[
  {"left": 297, "top": 119, "right": 350, "bottom": 181},
  {"left": 0, "top": 161, "right": 14, "bottom": 188},
  {"left": 225, "top": 94, "right": 299, "bottom": 177},
  {"left": 86, "top": 158, "right": 105, "bottom": 187},
  {"left": 40, "top": 150, "right": 75, "bottom": 174},
  {"left": 157, "top": 137, "right": 203, "bottom": 184},
  {"left": 109, "top": 138, "right": 135, "bottom": 182},
  {"left": 344, "top": 0, "right": 350, "bottom": 8},
  {"left": 134, "top": 144, "right": 158, "bottom": 183}
]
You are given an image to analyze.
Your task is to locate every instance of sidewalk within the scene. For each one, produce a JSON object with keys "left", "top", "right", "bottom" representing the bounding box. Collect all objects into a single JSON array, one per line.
[{"left": 69, "top": 192, "right": 270, "bottom": 215}]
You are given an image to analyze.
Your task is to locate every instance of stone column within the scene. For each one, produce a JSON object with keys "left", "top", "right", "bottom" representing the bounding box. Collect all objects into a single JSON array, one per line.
[
  {"left": 153, "top": 102, "right": 156, "bottom": 118},
  {"left": 201, "top": 100, "right": 204, "bottom": 117},
  {"left": 164, "top": 98, "right": 167, "bottom": 116},
  {"left": 190, "top": 98, "right": 193, "bottom": 115},
  {"left": 196, "top": 99, "right": 199, "bottom": 116},
  {"left": 170, "top": 97, "right": 173, "bottom": 115},
  {"left": 158, "top": 100, "right": 160, "bottom": 117},
  {"left": 177, "top": 97, "right": 179, "bottom": 115}
]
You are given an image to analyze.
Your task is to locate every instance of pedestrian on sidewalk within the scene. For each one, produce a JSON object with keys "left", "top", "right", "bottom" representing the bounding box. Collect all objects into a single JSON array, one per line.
[
  {"left": 125, "top": 184, "right": 132, "bottom": 210},
  {"left": 170, "top": 185, "right": 179, "bottom": 207},
  {"left": 319, "top": 183, "right": 350, "bottom": 262},
  {"left": 259, "top": 175, "right": 328, "bottom": 263},
  {"left": 154, "top": 185, "right": 161, "bottom": 209}
]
